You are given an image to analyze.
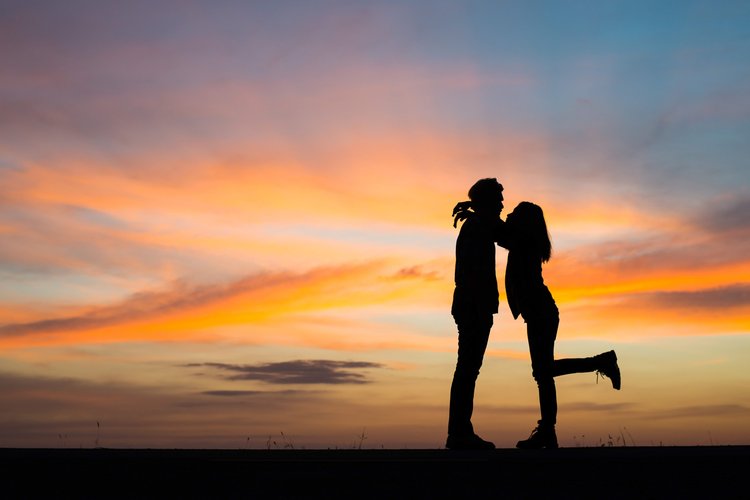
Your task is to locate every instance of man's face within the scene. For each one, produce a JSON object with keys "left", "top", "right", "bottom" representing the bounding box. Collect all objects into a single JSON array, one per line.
[
  {"left": 489, "top": 191, "right": 504, "bottom": 217},
  {"left": 473, "top": 188, "right": 504, "bottom": 216}
]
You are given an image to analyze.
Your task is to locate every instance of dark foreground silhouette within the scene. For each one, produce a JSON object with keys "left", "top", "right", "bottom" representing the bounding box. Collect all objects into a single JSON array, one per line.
[{"left": 3, "top": 446, "right": 748, "bottom": 499}]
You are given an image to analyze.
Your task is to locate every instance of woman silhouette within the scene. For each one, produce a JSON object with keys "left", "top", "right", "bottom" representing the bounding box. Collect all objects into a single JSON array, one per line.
[{"left": 504, "top": 201, "right": 620, "bottom": 449}]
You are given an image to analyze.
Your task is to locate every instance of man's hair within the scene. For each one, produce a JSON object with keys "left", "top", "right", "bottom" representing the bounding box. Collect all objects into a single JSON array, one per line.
[{"left": 468, "top": 178, "right": 503, "bottom": 204}]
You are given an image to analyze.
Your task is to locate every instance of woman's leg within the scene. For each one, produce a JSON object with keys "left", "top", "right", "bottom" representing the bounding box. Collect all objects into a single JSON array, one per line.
[
  {"left": 527, "top": 314, "right": 558, "bottom": 427},
  {"left": 517, "top": 313, "right": 559, "bottom": 449}
]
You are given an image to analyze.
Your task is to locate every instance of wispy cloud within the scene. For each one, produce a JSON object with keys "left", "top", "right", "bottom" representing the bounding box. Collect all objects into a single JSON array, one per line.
[
  {"left": 557, "top": 282, "right": 750, "bottom": 338},
  {"left": 642, "top": 283, "right": 750, "bottom": 310},
  {"left": 697, "top": 192, "right": 750, "bottom": 235},
  {"left": 199, "top": 389, "right": 303, "bottom": 397},
  {"left": 546, "top": 193, "right": 750, "bottom": 296},
  {"left": 559, "top": 401, "right": 637, "bottom": 413},
  {"left": 1, "top": 272, "right": 284, "bottom": 336},
  {"left": 0, "top": 263, "right": 389, "bottom": 341},
  {"left": 389, "top": 265, "right": 442, "bottom": 281},
  {"left": 649, "top": 404, "right": 750, "bottom": 420},
  {"left": 186, "top": 360, "right": 384, "bottom": 385}
]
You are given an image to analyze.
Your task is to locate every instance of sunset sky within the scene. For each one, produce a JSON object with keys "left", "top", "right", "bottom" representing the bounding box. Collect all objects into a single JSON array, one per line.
[{"left": 1, "top": 0, "right": 749, "bottom": 449}]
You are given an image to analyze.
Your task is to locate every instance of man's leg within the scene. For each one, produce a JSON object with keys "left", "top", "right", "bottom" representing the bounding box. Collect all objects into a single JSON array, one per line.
[{"left": 447, "top": 313, "right": 493, "bottom": 446}]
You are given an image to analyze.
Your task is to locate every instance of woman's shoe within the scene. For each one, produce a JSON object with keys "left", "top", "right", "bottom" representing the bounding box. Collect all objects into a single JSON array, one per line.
[
  {"left": 595, "top": 350, "right": 621, "bottom": 390},
  {"left": 516, "top": 422, "right": 558, "bottom": 449}
]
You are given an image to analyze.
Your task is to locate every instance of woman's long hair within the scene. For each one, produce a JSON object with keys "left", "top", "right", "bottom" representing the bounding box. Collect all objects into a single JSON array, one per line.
[{"left": 510, "top": 201, "right": 552, "bottom": 263}]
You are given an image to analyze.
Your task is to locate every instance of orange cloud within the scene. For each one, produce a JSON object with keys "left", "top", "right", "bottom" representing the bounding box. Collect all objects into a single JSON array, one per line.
[
  {"left": 0, "top": 261, "right": 454, "bottom": 349},
  {"left": 565, "top": 283, "right": 750, "bottom": 337}
]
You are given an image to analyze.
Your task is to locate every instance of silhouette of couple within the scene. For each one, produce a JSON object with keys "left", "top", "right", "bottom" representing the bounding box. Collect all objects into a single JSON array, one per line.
[{"left": 447, "top": 178, "right": 621, "bottom": 450}]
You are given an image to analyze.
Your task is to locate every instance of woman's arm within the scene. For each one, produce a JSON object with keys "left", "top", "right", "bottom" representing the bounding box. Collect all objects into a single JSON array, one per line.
[
  {"left": 452, "top": 200, "right": 473, "bottom": 228},
  {"left": 494, "top": 219, "right": 511, "bottom": 249},
  {"left": 452, "top": 200, "right": 510, "bottom": 249}
]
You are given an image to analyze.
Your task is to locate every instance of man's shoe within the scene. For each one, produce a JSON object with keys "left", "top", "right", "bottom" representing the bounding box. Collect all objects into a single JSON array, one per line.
[
  {"left": 446, "top": 433, "right": 495, "bottom": 450},
  {"left": 516, "top": 423, "right": 558, "bottom": 449},
  {"left": 596, "top": 350, "right": 621, "bottom": 390}
]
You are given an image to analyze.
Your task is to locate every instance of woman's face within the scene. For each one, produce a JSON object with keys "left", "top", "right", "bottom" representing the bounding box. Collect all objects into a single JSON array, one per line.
[
  {"left": 506, "top": 207, "right": 520, "bottom": 225},
  {"left": 506, "top": 205, "right": 530, "bottom": 227}
]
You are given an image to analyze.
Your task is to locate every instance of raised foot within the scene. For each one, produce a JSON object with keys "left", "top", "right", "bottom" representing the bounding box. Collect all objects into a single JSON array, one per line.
[{"left": 596, "top": 350, "right": 621, "bottom": 390}]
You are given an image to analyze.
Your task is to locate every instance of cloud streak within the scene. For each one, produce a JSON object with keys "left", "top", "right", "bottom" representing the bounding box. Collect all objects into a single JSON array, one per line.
[
  {"left": 649, "top": 404, "right": 750, "bottom": 420},
  {"left": 187, "top": 360, "right": 384, "bottom": 385},
  {"left": 0, "top": 263, "right": 398, "bottom": 343},
  {"left": 0, "top": 272, "right": 295, "bottom": 336},
  {"left": 643, "top": 284, "right": 750, "bottom": 310},
  {"left": 199, "top": 390, "right": 302, "bottom": 397},
  {"left": 697, "top": 192, "right": 750, "bottom": 235}
]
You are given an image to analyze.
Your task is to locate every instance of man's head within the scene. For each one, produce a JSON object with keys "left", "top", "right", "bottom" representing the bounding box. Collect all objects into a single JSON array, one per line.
[{"left": 468, "top": 178, "right": 504, "bottom": 216}]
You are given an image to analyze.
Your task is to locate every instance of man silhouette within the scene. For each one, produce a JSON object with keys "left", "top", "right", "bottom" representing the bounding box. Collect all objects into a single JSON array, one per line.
[{"left": 446, "top": 178, "right": 505, "bottom": 450}]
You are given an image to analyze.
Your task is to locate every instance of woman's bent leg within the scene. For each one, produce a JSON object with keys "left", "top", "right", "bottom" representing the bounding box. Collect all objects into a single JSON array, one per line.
[
  {"left": 552, "top": 357, "right": 598, "bottom": 377},
  {"left": 553, "top": 352, "right": 621, "bottom": 389}
]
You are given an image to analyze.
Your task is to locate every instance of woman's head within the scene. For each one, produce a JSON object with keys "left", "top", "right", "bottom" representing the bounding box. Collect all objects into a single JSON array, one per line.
[{"left": 507, "top": 201, "right": 552, "bottom": 262}]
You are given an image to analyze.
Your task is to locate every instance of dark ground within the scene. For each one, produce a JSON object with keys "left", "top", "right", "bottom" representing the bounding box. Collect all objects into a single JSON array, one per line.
[{"left": 3, "top": 446, "right": 748, "bottom": 499}]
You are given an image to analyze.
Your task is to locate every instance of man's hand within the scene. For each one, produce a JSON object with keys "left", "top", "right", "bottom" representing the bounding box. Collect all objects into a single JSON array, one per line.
[{"left": 452, "top": 200, "right": 473, "bottom": 228}]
